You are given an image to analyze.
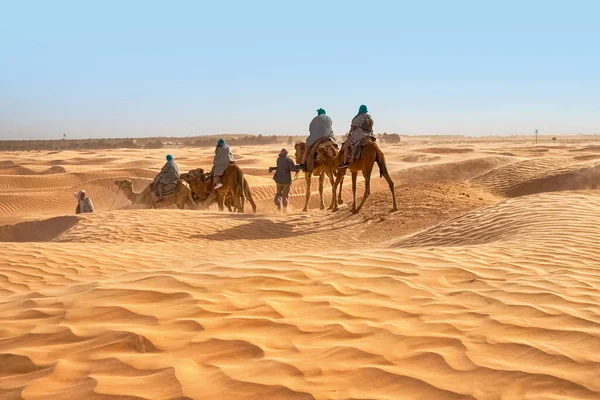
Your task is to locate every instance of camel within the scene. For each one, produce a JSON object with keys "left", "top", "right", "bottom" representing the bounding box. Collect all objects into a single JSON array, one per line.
[
  {"left": 180, "top": 164, "right": 245, "bottom": 212},
  {"left": 114, "top": 179, "right": 195, "bottom": 209},
  {"left": 181, "top": 169, "right": 257, "bottom": 213},
  {"left": 294, "top": 139, "right": 344, "bottom": 212},
  {"left": 332, "top": 138, "right": 397, "bottom": 213}
]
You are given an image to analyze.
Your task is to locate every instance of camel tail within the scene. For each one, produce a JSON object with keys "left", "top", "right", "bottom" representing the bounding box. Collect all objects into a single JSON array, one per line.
[
  {"left": 375, "top": 144, "right": 387, "bottom": 178},
  {"left": 243, "top": 178, "right": 258, "bottom": 213},
  {"left": 237, "top": 166, "right": 245, "bottom": 206}
]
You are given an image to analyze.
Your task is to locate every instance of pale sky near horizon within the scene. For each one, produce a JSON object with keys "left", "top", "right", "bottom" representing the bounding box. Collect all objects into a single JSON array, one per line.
[{"left": 1, "top": 0, "right": 598, "bottom": 140}]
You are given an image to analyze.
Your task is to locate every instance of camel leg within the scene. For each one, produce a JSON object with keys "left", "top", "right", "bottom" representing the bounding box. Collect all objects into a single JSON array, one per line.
[
  {"left": 303, "top": 173, "right": 312, "bottom": 212},
  {"left": 186, "top": 197, "right": 195, "bottom": 210},
  {"left": 238, "top": 188, "right": 245, "bottom": 213},
  {"left": 374, "top": 147, "right": 398, "bottom": 212},
  {"left": 318, "top": 173, "right": 325, "bottom": 210},
  {"left": 355, "top": 172, "right": 372, "bottom": 213},
  {"left": 203, "top": 190, "right": 217, "bottom": 210},
  {"left": 225, "top": 197, "right": 233, "bottom": 212},
  {"left": 337, "top": 175, "right": 344, "bottom": 205},
  {"left": 232, "top": 188, "right": 244, "bottom": 213},
  {"left": 244, "top": 181, "right": 257, "bottom": 213},
  {"left": 326, "top": 170, "right": 336, "bottom": 210},
  {"left": 216, "top": 191, "right": 224, "bottom": 212},
  {"left": 355, "top": 158, "right": 375, "bottom": 213},
  {"left": 331, "top": 171, "right": 345, "bottom": 212},
  {"left": 382, "top": 169, "right": 397, "bottom": 212},
  {"left": 177, "top": 195, "right": 185, "bottom": 209},
  {"left": 351, "top": 171, "right": 358, "bottom": 213}
]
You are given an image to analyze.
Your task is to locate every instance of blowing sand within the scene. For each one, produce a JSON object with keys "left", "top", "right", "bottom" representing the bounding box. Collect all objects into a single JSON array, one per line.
[{"left": 1, "top": 140, "right": 600, "bottom": 399}]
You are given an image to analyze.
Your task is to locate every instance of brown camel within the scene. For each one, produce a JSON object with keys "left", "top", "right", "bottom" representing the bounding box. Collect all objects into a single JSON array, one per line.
[
  {"left": 181, "top": 169, "right": 256, "bottom": 213},
  {"left": 114, "top": 179, "right": 195, "bottom": 209},
  {"left": 333, "top": 138, "right": 397, "bottom": 213},
  {"left": 294, "top": 140, "right": 343, "bottom": 212},
  {"left": 180, "top": 164, "right": 245, "bottom": 212}
]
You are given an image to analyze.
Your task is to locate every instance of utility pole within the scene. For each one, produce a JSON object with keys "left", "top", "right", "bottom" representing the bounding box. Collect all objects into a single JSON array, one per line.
[{"left": 535, "top": 129, "right": 538, "bottom": 144}]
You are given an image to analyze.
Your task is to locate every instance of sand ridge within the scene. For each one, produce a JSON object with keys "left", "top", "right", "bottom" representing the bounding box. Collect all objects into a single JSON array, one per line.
[{"left": 1, "top": 141, "right": 600, "bottom": 399}]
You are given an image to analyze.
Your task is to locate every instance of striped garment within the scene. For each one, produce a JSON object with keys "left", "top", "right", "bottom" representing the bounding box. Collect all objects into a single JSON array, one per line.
[{"left": 155, "top": 181, "right": 178, "bottom": 197}]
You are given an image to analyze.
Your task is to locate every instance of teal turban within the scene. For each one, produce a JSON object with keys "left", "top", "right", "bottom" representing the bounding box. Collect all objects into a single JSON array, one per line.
[
  {"left": 358, "top": 105, "right": 368, "bottom": 114},
  {"left": 166, "top": 154, "right": 173, "bottom": 161},
  {"left": 217, "top": 138, "right": 225, "bottom": 146},
  {"left": 317, "top": 108, "right": 326, "bottom": 115}
]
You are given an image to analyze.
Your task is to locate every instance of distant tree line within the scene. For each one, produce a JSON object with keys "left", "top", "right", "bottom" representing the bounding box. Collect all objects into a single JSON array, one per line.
[
  {"left": 0, "top": 132, "right": 414, "bottom": 152},
  {"left": 189, "top": 134, "right": 279, "bottom": 147},
  {"left": 0, "top": 134, "right": 281, "bottom": 151}
]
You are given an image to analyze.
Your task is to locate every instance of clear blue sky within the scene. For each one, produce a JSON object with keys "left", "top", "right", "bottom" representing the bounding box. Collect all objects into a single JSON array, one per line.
[{"left": 1, "top": 0, "right": 598, "bottom": 139}]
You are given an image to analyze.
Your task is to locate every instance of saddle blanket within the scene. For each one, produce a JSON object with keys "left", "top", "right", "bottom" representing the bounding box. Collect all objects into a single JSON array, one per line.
[{"left": 154, "top": 181, "right": 177, "bottom": 197}]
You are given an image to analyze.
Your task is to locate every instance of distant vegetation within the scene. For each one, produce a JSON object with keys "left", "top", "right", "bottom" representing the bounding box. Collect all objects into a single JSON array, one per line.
[
  {"left": 0, "top": 134, "right": 282, "bottom": 151},
  {"left": 2, "top": 132, "right": 584, "bottom": 152}
]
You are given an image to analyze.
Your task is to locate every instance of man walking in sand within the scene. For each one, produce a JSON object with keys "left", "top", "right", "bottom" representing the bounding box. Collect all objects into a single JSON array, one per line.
[
  {"left": 269, "top": 148, "right": 299, "bottom": 212},
  {"left": 74, "top": 190, "right": 94, "bottom": 214}
]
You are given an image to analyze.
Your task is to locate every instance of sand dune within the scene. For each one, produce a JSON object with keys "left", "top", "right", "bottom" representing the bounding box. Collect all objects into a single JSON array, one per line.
[
  {"left": 415, "top": 147, "right": 475, "bottom": 154},
  {"left": 472, "top": 157, "right": 600, "bottom": 197},
  {"left": 394, "top": 191, "right": 600, "bottom": 247},
  {"left": 1, "top": 142, "right": 600, "bottom": 399}
]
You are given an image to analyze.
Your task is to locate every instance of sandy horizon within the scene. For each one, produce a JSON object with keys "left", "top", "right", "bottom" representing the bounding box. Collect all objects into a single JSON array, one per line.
[{"left": 1, "top": 138, "right": 600, "bottom": 399}]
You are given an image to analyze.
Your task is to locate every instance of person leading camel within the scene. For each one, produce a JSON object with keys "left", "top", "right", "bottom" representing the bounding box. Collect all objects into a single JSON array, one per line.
[
  {"left": 74, "top": 190, "right": 94, "bottom": 214},
  {"left": 340, "top": 104, "right": 373, "bottom": 168},
  {"left": 153, "top": 154, "right": 179, "bottom": 201},
  {"left": 299, "top": 108, "right": 333, "bottom": 170},
  {"left": 212, "top": 138, "right": 235, "bottom": 189},
  {"left": 269, "top": 148, "right": 299, "bottom": 211}
]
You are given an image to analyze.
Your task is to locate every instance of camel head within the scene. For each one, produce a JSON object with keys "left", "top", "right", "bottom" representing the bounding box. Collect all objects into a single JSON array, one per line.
[
  {"left": 114, "top": 179, "right": 133, "bottom": 190},
  {"left": 180, "top": 169, "right": 202, "bottom": 183},
  {"left": 318, "top": 143, "right": 338, "bottom": 159},
  {"left": 179, "top": 173, "right": 191, "bottom": 182},
  {"left": 181, "top": 169, "right": 211, "bottom": 200},
  {"left": 294, "top": 142, "right": 305, "bottom": 165},
  {"left": 188, "top": 168, "right": 205, "bottom": 178}
]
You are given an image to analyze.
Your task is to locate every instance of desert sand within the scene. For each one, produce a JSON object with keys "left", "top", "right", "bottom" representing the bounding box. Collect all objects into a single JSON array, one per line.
[{"left": 1, "top": 138, "right": 600, "bottom": 399}]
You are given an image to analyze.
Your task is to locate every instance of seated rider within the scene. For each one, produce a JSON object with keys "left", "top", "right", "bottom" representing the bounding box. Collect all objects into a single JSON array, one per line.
[
  {"left": 212, "top": 138, "right": 235, "bottom": 189},
  {"left": 340, "top": 104, "right": 373, "bottom": 168},
  {"left": 299, "top": 108, "right": 333, "bottom": 169},
  {"left": 153, "top": 154, "right": 179, "bottom": 201}
]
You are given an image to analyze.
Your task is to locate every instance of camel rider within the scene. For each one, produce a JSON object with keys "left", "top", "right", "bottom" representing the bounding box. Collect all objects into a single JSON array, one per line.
[
  {"left": 74, "top": 190, "right": 94, "bottom": 214},
  {"left": 299, "top": 108, "right": 333, "bottom": 169},
  {"left": 340, "top": 104, "right": 373, "bottom": 168},
  {"left": 269, "top": 148, "right": 300, "bottom": 211},
  {"left": 212, "top": 138, "right": 235, "bottom": 189},
  {"left": 154, "top": 154, "right": 180, "bottom": 201}
]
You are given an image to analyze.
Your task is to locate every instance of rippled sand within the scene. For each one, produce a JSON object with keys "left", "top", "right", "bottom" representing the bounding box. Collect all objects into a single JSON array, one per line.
[{"left": 1, "top": 139, "right": 600, "bottom": 399}]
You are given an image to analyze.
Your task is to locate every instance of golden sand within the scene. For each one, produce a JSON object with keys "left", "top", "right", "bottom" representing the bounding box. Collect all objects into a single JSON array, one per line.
[{"left": 1, "top": 140, "right": 599, "bottom": 399}]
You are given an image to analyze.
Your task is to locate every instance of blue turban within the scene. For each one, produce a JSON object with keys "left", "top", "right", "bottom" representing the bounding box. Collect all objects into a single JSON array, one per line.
[
  {"left": 317, "top": 108, "right": 326, "bottom": 115},
  {"left": 217, "top": 138, "right": 225, "bottom": 146},
  {"left": 358, "top": 105, "right": 368, "bottom": 114},
  {"left": 166, "top": 154, "right": 173, "bottom": 161}
]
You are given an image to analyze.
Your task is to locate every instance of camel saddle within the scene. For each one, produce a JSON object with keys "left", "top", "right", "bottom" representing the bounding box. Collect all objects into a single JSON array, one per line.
[
  {"left": 352, "top": 135, "right": 377, "bottom": 161},
  {"left": 306, "top": 137, "right": 339, "bottom": 171},
  {"left": 152, "top": 181, "right": 178, "bottom": 197}
]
